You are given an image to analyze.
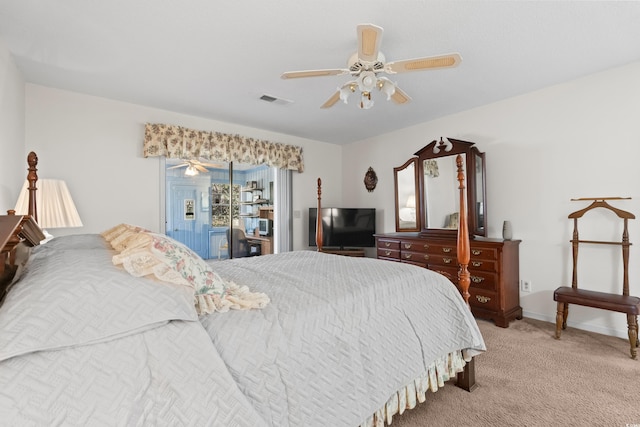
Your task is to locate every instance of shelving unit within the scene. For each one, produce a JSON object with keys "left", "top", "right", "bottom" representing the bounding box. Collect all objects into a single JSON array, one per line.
[{"left": 240, "top": 187, "right": 269, "bottom": 218}]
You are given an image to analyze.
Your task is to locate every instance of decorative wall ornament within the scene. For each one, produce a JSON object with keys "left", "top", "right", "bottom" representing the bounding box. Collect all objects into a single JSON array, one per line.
[{"left": 364, "top": 167, "right": 378, "bottom": 192}]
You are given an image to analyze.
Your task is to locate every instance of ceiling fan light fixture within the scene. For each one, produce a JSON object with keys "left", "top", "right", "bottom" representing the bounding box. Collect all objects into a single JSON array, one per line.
[
  {"left": 360, "top": 92, "right": 374, "bottom": 110},
  {"left": 357, "top": 71, "right": 377, "bottom": 92},
  {"left": 377, "top": 77, "right": 396, "bottom": 101},
  {"left": 184, "top": 165, "right": 199, "bottom": 176}
]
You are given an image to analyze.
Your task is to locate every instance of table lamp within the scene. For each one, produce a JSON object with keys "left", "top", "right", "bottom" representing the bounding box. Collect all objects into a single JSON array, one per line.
[{"left": 14, "top": 179, "right": 83, "bottom": 241}]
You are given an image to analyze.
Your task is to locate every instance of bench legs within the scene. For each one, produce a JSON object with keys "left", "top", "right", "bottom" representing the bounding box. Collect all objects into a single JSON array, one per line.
[
  {"left": 555, "top": 302, "right": 568, "bottom": 339},
  {"left": 556, "top": 301, "right": 638, "bottom": 359},
  {"left": 628, "top": 314, "right": 638, "bottom": 360}
]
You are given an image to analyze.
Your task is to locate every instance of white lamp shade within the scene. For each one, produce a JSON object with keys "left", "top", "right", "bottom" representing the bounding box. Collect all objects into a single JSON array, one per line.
[
  {"left": 14, "top": 179, "right": 83, "bottom": 228},
  {"left": 406, "top": 195, "right": 416, "bottom": 208}
]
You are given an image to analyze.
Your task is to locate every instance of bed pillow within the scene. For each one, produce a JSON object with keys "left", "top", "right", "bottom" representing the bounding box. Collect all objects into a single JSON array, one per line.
[
  {"left": 112, "top": 231, "right": 269, "bottom": 314},
  {"left": 0, "top": 240, "right": 197, "bottom": 362},
  {"left": 35, "top": 234, "right": 112, "bottom": 252},
  {"left": 101, "top": 223, "right": 149, "bottom": 249}
]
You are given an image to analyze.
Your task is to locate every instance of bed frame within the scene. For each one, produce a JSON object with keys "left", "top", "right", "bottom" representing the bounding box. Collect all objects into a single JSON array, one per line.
[
  {"left": 315, "top": 155, "right": 477, "bottom": 391},
  {"left": 0, "top": 152, "right": 45, "bottom": 301},
  {"left": 1, "top": 152, "right": 476, "bottom": 396}
]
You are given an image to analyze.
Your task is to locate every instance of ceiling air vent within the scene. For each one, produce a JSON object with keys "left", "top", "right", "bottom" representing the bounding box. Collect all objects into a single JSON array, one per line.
[{"left": 259, "top": 94, "right": 293, "bottom": 106}]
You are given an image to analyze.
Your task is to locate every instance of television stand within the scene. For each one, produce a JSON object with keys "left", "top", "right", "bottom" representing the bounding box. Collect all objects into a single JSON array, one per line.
[{"left": 321, "top": 248, "right": 365, "bottom": 257}]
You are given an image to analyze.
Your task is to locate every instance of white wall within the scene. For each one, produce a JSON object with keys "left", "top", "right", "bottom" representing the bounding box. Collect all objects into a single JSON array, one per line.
[
  {"left": 343, "top": 61, "right": 640, "bottom": 339},
  {"left": 23, "top": 84, "right": 342, "bottom": 251},
  {"left": 6, "top": 38, "right": 640, "bottom": 339},
  {"left": 0, "top": 39, "right": 25, "bottom": 210}
]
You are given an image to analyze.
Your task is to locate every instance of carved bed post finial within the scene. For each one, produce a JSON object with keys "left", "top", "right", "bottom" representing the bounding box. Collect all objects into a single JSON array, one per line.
[
  {"left": 27, "top": 151, "right": 39, "bottom": 223},
  {"left": 456, "top": 154, "right": 471, "bottom": 307},
  {"left": 316, "top": 178, "right": 323, "bottom": 252}
]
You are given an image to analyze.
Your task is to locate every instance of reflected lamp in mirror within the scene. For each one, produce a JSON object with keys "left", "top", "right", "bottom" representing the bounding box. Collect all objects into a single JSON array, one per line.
[{"left": 14, "top": 179, "right": 83, "bottom": 241}]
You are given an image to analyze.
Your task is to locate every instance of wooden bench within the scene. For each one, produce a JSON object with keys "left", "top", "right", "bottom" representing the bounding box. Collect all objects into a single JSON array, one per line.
[{"left": 553, "top": 198, "right": 639, "bottom": 359}]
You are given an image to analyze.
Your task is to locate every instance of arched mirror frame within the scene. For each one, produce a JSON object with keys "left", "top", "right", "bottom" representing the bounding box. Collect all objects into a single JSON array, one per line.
[
  {"left": 416, "top": 137, "right": 486, "bottom": 238},
  {"left": 393, "top": 158, "right": 420, "bottom": 232}
]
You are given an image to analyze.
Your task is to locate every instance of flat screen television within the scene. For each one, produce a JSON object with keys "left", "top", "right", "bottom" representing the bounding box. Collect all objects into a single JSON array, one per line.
[{"left": 309, "top": 208, "right": 376, "bottom": 249}]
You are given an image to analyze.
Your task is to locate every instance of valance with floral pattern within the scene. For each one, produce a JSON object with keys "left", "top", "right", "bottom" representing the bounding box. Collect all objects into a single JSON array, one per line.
[{"left": 143, "top": 123, "right": 304, "bottom": 172}]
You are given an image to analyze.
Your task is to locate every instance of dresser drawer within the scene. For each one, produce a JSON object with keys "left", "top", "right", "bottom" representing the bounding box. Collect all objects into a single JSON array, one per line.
[
  {"left": 377, "top": 239, "right": 400, "bottom": 250},
  {"left": 469, "top": 258, "right": 497, "bottom": 273},
  {"left": 427, "top": 254, "right": 457, "bottom": 269},
  {"left": 400, "top": 240, "right": 430, "bottom": 253},
  {"left": 427, "top": 243, "right": 457, "bottom": 257},
  {"left": 377, "top": 247, "right": 400, "bottom": 260},
  {"left": 469, "top": 270, "right": 498, "bottom": 291},
  {"left": 400, "top": 250, "right": 430, "bottom": 265},
  {"left": 469, "top": 288, "right": 500, "bottom": 312},
  {"left": 470, "top": 246, "right": 498, "bottom": 261}
]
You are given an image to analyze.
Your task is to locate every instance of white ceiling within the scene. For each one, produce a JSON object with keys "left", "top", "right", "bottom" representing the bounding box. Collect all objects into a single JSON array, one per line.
[{"left": 1, "top": 1, "right": 639, "bottom": 145}]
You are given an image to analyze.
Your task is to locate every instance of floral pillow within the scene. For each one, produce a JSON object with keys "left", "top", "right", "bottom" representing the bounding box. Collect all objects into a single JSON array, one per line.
[{"left": 110, "top": 230, "right": 269, "bottom": 314}]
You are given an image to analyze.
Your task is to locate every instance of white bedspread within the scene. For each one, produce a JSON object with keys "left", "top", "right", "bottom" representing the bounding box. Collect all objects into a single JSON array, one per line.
[
  {"left": 0, "top": 236, "right": 485, "bottom": 426},
  {"left": 0, "top": 235, "right": 266, "bottom": 426},
  {"left": 202, "top": 251, "right": 486, "bottom": 427}
]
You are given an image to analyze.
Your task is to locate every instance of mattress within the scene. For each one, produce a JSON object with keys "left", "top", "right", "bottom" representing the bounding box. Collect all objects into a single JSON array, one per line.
[{"left": 202, "top": 251, "right": 485, "bottom": 426}]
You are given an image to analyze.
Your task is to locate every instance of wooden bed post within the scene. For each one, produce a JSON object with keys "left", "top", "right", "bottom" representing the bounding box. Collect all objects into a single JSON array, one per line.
[
  {"left": 455, "top": 153, "right": 477, "bottom": 392},
  {"left": 456, "top": 154, "right": 471, "bottom": 307},
  {"left": 27, "top": 151, "right": 39, "bottom": 221},
  {"left": 316, "top": 178, "right": 323, "bottom": 252}
]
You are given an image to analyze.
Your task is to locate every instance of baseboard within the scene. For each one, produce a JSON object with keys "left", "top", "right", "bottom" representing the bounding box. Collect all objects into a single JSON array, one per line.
[{"left": 522, "top": 310, "right": 628, "bottom": 340}]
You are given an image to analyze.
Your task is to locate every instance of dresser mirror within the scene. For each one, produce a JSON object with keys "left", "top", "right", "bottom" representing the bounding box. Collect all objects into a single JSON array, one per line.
[
  {"left": 414, "top": 137, "right": 486, "bottom": 238},
  {"left": 393, "top": 158, "right": 419, "bottom": 232}
]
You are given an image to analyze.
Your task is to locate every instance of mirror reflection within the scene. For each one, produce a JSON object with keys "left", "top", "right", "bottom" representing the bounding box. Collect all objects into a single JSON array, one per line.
[
  {"left": 394, "top": 158, "right": 419, "bottom": 231},
  {"left": 475, "top": 153, "right": 485, "bottom": 231},
  {"left": 423, "top": 155, "right": 466, "bottom": 230}
]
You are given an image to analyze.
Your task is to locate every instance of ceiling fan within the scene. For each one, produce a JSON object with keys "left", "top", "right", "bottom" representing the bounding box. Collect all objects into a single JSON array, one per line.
[
  {"left": 281, "top": 24, "right": 462, "bottom": 109},
  {"left": 167, "top": 159, "right": 220, "bottom": 176}
]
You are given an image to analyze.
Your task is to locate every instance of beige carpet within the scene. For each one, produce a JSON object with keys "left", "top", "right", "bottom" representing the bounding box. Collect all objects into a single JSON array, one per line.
[{"left": 390, "top": 317, "right": 640, "bottom": 427}]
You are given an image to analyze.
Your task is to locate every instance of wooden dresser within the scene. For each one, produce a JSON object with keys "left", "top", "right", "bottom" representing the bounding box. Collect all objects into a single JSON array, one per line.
[{"left": 375, "top": 232, "right": 522, "bottom": 327}]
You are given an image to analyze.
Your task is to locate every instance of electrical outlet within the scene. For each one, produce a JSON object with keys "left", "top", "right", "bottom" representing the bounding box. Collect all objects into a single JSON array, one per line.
[{"left": 520, "top": 280, "right": 532, "bottom": 293}]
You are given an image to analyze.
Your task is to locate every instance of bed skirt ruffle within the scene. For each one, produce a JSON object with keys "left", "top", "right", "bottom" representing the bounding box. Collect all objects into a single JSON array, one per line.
[{"left": 359, "top": 350, "right": 467, "bottom": 427}]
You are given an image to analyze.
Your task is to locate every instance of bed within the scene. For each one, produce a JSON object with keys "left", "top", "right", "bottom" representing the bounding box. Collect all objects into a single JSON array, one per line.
[{"left": 0, "top": 152, "right": 485, "bottom": 426}]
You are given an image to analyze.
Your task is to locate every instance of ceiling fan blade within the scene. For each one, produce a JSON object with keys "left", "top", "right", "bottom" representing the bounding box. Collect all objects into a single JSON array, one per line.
[
  {"left": 357, "top": 24, "right": 383, "bottom": 63},
  {"left": 385, "top": 53, "right": 462, "bottom": 74},
  {"left": 281, "top": 69, "right": 349, "bottom": 79},
  {"left": 391, "top": 85, "right": 412, "bottom": 105},
  {"left": 194, "top": 164, "right": 209, "bottom": 173},
  {"left": 167, "top": 164, "right": 188, "bottom": 169},
  {"left": 320, "top": 91, "right": 341, "bottom": 109},
  {"left": 194, "top": 161, "right": 220, "bottom": 168}
]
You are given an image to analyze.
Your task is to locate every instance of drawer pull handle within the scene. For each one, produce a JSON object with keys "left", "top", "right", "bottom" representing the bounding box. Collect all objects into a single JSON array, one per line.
[
  {"left": 443, "top": 257, "right": 452, "bottom": 264},
  {"left": 476, "top": 295, "right": 491, "bottom": 304},
  {"left": 442, "top": 247, "right": 452, "bottom": 253},
  {"left": 403, "top": 253, "right": 413, "bottom": 260},
  {"left": 404, "top": 243, "right": 412, "bottom": 249},
  {"left": 472, "top": 250, "right": 482, "bottom": 255},
  {"left": 384, "top": 242, "right": 391, "bottom": 247},
  {"left": 384, "top": 250, "right": 391, "bottom": 256},
  {"left": 471, "top": 276, "right": 485, "bottom": 283},
  {"left": 423, "top": 254, "right": 430, "bottom": 260},
  {"left": 471, "top": 261, "right": 482, "bottom": 267},
  {"left": 423, "top": 244, "right": 429, "bottom": 249}
]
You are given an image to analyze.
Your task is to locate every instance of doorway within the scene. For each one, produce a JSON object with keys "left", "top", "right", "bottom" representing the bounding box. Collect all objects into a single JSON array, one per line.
[{"left": 165, "top": 159, "right": 275, "bottom": 260}]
